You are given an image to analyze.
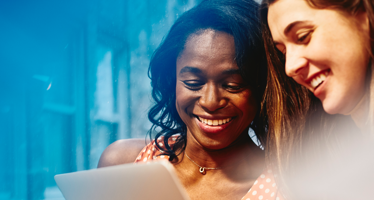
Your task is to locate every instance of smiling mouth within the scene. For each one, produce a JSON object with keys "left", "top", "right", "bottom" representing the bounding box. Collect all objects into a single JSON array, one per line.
[
  {"left": 310, "top": 71, "right": 329, "bottom": 89},
  {"left": 196, "top": 116, "right": 233, "bottom": 126}
]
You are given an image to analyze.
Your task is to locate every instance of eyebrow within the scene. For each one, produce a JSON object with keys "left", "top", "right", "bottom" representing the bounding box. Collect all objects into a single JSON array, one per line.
[
  {"left": 222, "top": 69, "right": 241, "bottom": 75},
  {"left": 179, "top": 66, "right": 202, "bottom": 74},
  {"left": 178, "top": 66, "right": 241, "bottom": 75},
  {"left": 273, "top": 20, "right": 312, "bottom": 45}
]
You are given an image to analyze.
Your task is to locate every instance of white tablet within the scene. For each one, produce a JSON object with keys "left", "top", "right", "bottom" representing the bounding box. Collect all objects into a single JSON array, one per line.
[{"left": 54, "top": 160, "right": 190, "bottom": 200}]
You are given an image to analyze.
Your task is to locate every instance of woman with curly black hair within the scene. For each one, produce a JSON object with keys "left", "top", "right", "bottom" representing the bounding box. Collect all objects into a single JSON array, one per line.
[{"left": 98, "top": 0, "right": 274, "bottom": 199}]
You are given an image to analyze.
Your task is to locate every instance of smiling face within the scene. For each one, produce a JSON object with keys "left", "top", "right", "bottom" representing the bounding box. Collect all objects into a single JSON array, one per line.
[
  {"left": 268, "top": 0, "right": 370, "bottom": 115},
  {"left": 176, "top": 29, "right": 257, "bottom": 150}
]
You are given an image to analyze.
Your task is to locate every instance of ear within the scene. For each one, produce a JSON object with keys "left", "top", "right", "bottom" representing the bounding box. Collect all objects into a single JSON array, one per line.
[{"left": 355, "top": 11, "right": 369, "bottom": 34}]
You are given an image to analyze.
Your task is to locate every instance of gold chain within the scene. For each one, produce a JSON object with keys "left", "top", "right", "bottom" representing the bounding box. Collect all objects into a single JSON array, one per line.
[{"left": 184, "top": 152, "right": 220, "bottom": 175}]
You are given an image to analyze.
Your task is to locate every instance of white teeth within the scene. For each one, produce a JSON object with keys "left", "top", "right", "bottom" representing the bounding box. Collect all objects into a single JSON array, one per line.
[
  {"left": 207, "top": 120, "right": 212, "bottom": 125},
  {"left": 198, "top": 117, "right": 232, "bottom": 126},
  {"left": 310, "top": 73, "right": 327, "bottom": 89}
]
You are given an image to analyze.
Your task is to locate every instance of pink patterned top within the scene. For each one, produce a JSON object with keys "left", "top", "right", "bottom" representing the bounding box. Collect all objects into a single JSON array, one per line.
[{"left": 134, "top": 134, "right": 285, "bottom": 200}]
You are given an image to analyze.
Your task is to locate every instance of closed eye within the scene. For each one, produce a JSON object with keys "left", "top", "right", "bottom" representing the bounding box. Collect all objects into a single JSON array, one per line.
[
  {"left": 223, "top": 83, "right": 245, "bottom": 93},
  {"left": 182, "top": 80, "right": 204, "bottom": 91},
  {"left": 296, "top": 31, "right": 312, "bottom": 43}
]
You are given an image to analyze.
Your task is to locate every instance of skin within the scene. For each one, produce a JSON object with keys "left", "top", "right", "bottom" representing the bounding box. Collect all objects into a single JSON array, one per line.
[
  {"left": 268, "top": 0, "right": 370, "bottom": 115},
  {"left": 98, "top": 29, "right": 265, "bottom": 200},
  {"left": 98, "top": 139, "right": 147, "bottom": 167},
  {"left": 176, "top": 30, "right": 258, "bottom": 151},
  {"left": 173, "top": 29, "right": 264, "bottom": 200}
]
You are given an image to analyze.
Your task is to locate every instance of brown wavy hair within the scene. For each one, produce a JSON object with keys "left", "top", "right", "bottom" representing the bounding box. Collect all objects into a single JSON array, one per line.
[{"left": 260, "top": 0, "right": 374, "bottom": 199}]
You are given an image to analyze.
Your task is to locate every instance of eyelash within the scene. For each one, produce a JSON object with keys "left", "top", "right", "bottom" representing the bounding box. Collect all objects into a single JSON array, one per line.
[
  {"left": 182, "top": 81, "right": 244, "bottom": 92},
  {"left": 297, "top": 31, "right": 312, "bottom": 43},
  {"left": 275, "top": 31, "right": 313, "bottom": 55},
  {"left": 223, "top": 84, "right": 244, "bottom": 92},
  {"left": 182, "top": 80, "right": 204, "bottom": 91}
]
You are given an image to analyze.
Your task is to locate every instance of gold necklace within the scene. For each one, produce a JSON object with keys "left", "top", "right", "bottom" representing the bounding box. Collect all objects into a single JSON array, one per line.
[{"left": 184, "top": 152, "right": 220, "bottom": 175}]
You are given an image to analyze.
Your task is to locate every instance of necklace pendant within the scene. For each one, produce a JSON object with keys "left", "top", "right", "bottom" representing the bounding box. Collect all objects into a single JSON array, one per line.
[{"left": 199, "top": 167, "right": 206, "bottom": 175}]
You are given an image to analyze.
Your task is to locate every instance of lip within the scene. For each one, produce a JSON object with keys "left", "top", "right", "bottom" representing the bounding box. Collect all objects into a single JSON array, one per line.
[
  {"left": 305, "top": 69, "right": 330, "bottom": 85},
  {"left": 306, "top": 70, "right": 330, "bottom": 97},
  {"left": 194, "top": 114, "right": 233, "bottom": 120},
  {"left": 194, "top": 115, "right": 234, "bottom": 134},
  {"left": 313, "top": 76, "right": 328, "bottom": 97}
]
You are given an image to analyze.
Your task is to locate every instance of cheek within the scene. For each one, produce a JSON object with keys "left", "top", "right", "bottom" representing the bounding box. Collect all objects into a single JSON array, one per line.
[
  {"left": 175, "top": 83, "right": 186, "bottom": 112},
  {"left": 292, "top": 76, "right": 307, "bottom": 87},
  {"left": 316, "top": 22, "right": 369, "bottom": 68},
  {"left": 235, "top": 91, "right": 258, "bottom": 119},
  {"left": 175, "top": 83, "right": 196, "bottom": 115},
  {"left": 320, "top": 35, "right": 369, "bottom": 81},
  {"left": 307, "top": 34, "right": 334, "bottom": 64}
]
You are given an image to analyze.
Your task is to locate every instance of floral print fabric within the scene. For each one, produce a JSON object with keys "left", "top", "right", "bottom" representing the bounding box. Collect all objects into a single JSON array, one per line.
[{"left": 134, "top": 134, "right": 284, "bottom": 200}]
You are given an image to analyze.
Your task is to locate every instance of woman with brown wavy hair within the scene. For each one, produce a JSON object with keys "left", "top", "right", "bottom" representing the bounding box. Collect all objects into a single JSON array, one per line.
[{"left": 260, "top": 0, "right": 374, "bottom": 199}]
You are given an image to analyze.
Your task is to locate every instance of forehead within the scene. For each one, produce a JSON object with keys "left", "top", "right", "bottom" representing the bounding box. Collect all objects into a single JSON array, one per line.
[
  {"left": 268, "top": 0, "right": 317, "bottom": 39},
  {"left": 183, "top": 30, "right": 235, "bottom": 57},
  {"left": 177, "top": 30, "right": 236, "bottom": 68},
  {"left": 176, "top": 30, "right": 240, "bottom": 78}
]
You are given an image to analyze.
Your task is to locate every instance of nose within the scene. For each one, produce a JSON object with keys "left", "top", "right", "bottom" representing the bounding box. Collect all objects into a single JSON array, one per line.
[
  {"left": 198, "top": 83, "right": 227, "bottom": 112},
  {"left": 284, "top": 49, "right": 308, "bottom": 79}
]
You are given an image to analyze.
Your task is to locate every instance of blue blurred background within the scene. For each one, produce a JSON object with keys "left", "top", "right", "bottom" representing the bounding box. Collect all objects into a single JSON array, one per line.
[{"left": 0, "top": 0, "right": 202, "bottom": 199}]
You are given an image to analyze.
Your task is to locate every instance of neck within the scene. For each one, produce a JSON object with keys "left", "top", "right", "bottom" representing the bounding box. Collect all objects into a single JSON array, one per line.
[
  {"left": 183, "top": 131, "right": 264, "bottom": 170},
  {"left": 347, "top": 93, "right": 369, "bottom": 131}
]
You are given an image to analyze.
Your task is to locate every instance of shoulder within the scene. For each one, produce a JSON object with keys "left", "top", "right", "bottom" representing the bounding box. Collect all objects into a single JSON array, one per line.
[
  {"left": 97, "top": 138, "right": 148, "bottom": 168},
  {"left": 135, "top": 134, "right": 181, "bottom": 163},
  {"left": 244, "top": 169, "right": 285, "bottom": 200}
]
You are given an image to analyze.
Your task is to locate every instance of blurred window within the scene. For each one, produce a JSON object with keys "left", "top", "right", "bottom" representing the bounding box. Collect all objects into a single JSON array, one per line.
[{"left": 0, "top": 0, "right": 200, "bottom": 199}]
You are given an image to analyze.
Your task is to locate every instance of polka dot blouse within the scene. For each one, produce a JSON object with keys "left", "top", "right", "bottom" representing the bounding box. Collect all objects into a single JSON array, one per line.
[{"left": 135, "top": 134, "right": 285, "bottom": 200}]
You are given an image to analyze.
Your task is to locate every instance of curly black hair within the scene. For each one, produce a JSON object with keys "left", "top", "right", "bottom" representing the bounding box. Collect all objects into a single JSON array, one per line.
[{"left": 148, "top": 0, "right": 267, "bottom": 161}]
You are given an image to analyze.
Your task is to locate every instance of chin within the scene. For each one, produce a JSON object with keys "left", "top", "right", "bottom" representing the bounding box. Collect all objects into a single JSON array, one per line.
[
  {"left": 321, "top": 99, "right": 348, "bottom": 115},
  {"left": 201, "top": 138, "right": 234, "bottom": 150},
  {"left": 202, "top": 141, "right": 229, "bottom": 150},
  {"left": 322, "top": 106, "right": 339, "bottom": 115}
]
